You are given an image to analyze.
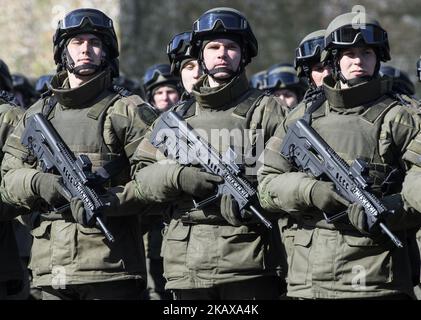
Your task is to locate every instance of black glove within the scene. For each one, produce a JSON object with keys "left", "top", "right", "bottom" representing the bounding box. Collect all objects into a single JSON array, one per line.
[
  {"left": 31, "top": 173, "right": 70, "bottom": 207},
  {"left": 310, "top": 181, "right": 349, "bottom": 214},
  {"left": 220, "top": 194, "right": 251, "bottom": 226},
  {"left": 177, "top": 167, "right": 223, "bottom": 198}
]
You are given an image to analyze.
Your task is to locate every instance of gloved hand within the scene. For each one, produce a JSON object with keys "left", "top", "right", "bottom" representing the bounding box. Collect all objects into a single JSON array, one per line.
[
  {"left": 70, "top": 181, "right": 142, "bottom": 226},
  {"left": 31, "top": 172, "right": 70, "bottom": 206},
  {"left": 310, "top": 181, "right": 349, "bottom": 214},
  {"left": 220, "top": 194, "right": 250, "bottom": 226},
  {"left": 177, "top": 167, "right": 223, "bottom": 198},
  {"left": 70, "top": 197, "right": 89, "bottom": 226},
  {"left": 347, "top": 203, "right": 371, "bottom": 235}
]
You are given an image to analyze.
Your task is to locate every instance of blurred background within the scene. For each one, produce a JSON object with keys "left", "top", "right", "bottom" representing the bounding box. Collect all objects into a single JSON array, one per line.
[{"left": 0, "top": 0, "right": 420, "bottom": 94}]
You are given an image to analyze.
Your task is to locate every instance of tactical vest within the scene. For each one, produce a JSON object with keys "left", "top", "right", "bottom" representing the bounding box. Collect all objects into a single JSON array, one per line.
[
  {"left": 170, "top": 88, "right": 270, "bottom": 223},
  {"left": 41, "top": 89, "right": 131, "bottom": 188},
  {"left": 309, "top": 95, "right": 404, "bottom": 197}
]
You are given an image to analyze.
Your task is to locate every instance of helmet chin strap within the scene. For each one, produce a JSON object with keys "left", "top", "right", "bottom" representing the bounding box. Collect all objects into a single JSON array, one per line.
[
  {"left": 62, "top": 47, "right": 103, "bottom": 77},
  {"left": 332, "top": 53, "right": 380, "bottom": 87},
  {"left": 198, "top": 44, "right": 246, "bottom": 82}
]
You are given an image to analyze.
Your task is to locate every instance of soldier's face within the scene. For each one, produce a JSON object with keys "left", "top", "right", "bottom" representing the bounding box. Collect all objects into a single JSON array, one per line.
[
  {"left": 152, "top": 85, "right": 180, "bottom": 111},
  {"left": 203, "top": 38, "right": 242, "bottom": 79},
  {"left": 273, "top": 89, "right": 298, "bottom": 109},
  {"left": 311, "top": 62, "right": 331, "bottom": 87},
  {"left": 181, "top": 60, "right": 201, "bottom": 93},
  {"left": 339, "top": 46, "right": 377, "bottom": 80},
  {"left": 67, "top": 34, "right": 103, "bottom": 75}
]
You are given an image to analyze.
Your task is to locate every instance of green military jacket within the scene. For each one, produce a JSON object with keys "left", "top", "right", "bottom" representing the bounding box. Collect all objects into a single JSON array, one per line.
[
  {"left": 0, "top": 97, "right": 25, "bottom": 289},
  {"left": 258, "top": 75, "right": 421, "bottom": 299},
  {"left": 1, "top": 69, "right": 153, "bottom": 287},
  {"left": 133, "top": 72, "right": 287, "bottom": 290}
]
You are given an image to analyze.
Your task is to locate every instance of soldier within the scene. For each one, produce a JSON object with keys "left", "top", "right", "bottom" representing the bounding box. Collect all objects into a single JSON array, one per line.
[
  {"left": 132, "top": 7, "right": 286, "bottom": 300},
  {"left": 249, "top": 70, "right": 267, "bottom": 90},
  {"left": 379, "top": 65, "right": 419, "bottom": 109},
  {"left": 34, "top": 75, "right": 54, "bottom": 96},
  {"left": 266, "top": 63, "right": 307, "bottom": 110},
  {"left": 0, "top": 60, "right": 27, "bottom": 300},
  {"left": 11, "top": 74, "right": 39, "bottom": 109},
  {"left": 138, "top": 31, "right": 203, "bottom": 301},
  {"left": 113, "top": 74, "right": 144, "bottom": 98},
  {"left": 167, "top": 31, "right": 202, "bottom": 99},
  {"left": 0, "top": 60, "right": 14, "bottom": 93},
  {"left": 258, "top": 11, "right": 421, "bottom": 299},
  {"left": 143, "top": 63, "right": 181, "bottom": 112},
  {"left": 1, "top": 8, "right": 157, "bottom": 300},
  {"left": 295, "top": 30, "right": 331, "bottom": 88}
]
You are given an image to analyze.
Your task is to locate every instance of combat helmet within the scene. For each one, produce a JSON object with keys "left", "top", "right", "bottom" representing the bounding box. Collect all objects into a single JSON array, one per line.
[
  {"left": 167, "top": 31, "right": 195, "bottom": 76},
  {"left": 266, "top": 63, "right": 308, "bottom": 101},
  {"left": 0, "top": 59, "right": 13, "bottom": 92},
  {"left": 143, "top": 64, "right": 181, "bottom": 103},
  {"left": 324, "top": 11, "right": 390, "bottom": 86},
  {"left": 190, "top": 7, "right": 258, "bottom": 77},
  {"left": 53, "top": 8, "right": 119, "bottom": 77},
  {"left": 295, "top": 30, "right": 326, "bottom": 81}
]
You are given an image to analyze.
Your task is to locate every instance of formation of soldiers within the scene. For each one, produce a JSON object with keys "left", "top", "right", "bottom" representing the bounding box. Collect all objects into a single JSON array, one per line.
[{"left": 1, "top": 6, "right": 421, "bottom": 300}]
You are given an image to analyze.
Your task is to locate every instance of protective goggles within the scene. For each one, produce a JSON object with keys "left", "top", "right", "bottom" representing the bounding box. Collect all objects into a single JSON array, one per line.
[
  {"left": 35, "top": 75, "right": 53, "bottom": 92},
  {"left": 167, "top": 32, "right": 192, "bottom": 55},
  {"left": 193, "top": 12, "right": 248, "bottom": 32},
  {"left": 143, "top": 64, "right": 172, "bottom": 85},
  {"left": 296, "top": 36, "right": 324, "bottom": 60},
  {"left": 326, "top": 24, "right": 387, "bottom": 46},
  {"left": 267, "top": 71, "right": 299, "bottom": 88},
  {"left": 250, "top": 74, "right": 267, "bottom": 89},
  {"left": 60, "top": 8, "right": 113, "bottom": 30}
]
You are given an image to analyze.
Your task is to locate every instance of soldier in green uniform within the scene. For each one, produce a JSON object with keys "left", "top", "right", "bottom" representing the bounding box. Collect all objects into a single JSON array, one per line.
[
  {"left": 132, "top": 7, "right": 286, "bottom": 300},
  {"left": 258, "top": 11, "right": 421, "bottom": 299},
  {"left": 1, "top": 8, "right": 157, "bottom": 300},
  {"left": 295, "top": 29, "right": 331, "bottom": 89},
  {"left": 143, "top": 64, "right": 181, "bottom": 112},
  {"left": 0, "top": 59, "right": 28, "bottom": 299},
  {"left": 266, "top": 63, "right": 307, "bottom": 110},
  {"left": 167, "top": 31, "right": 202, "bottom": 99},
  {"left": 379, "top": 65, "right": 418, "bottom": 109}
]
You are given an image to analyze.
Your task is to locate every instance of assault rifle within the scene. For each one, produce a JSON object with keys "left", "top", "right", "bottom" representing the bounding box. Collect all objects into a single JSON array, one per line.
[
  {"left": 21, "top": 113, "right": 115, "bottom": 243},
  {"left": 150, "top": 110, "right": 272, "bottom": 229},
  {"left": 280, "top": 118, "right": 403, "bottom": 248}
]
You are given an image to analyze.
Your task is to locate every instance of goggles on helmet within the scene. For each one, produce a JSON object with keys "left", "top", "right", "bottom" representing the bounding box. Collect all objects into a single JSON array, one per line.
[
  {"left": 59, "top": 8, "right": 113, "bottom": 30},
  {"left": 267, "top": 71, "right": 298, "bottom": 89},
  {"left": 296, "top": 36, "right": 325, "bottom": 60},
  {"left": 167, "top": 32, "right": 191, "bottom": 56},
  {"left": 143, "top": 64, "right": 172, "bottom": 86},
  {"left": 193, "top": 12, "right": 248, "bottom": 33},
  {"left": 326, "top": 24, "right": 387, "bottom": 46}
]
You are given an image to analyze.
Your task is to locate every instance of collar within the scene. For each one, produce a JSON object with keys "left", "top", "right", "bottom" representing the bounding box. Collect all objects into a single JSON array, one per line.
[
  {"left": 191, "top": 72, "right": 250, "bottom": 109},
  {"left": 51, "top": 69, "right": 112, "bottom": 108},
  {"left": 323, "top": 75, "right": 393, "bottom": 109}
]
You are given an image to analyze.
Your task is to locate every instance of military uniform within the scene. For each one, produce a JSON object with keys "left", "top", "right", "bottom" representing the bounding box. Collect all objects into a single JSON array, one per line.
[
  {"left": 133, "top": 72, "right": 286, "bottom": 299},
  {"left": 1, "top": 69, "right": 153, "bottom": 299},
  {"left": 258, "top": 74, "right": 421, "bottom": 299},
  {"left": 0, "top": 94, "right": 25, "bottom": 299}
]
